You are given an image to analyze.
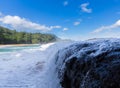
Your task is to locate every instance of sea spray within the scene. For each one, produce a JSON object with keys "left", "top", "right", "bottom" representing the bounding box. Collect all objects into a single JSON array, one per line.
[{"left": 0, "top": 41, "right": 73, "bottom": 88}]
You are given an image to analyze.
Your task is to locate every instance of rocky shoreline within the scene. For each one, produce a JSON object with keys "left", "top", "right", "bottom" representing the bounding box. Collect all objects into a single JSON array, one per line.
[{"left": 55, "top": 39, "right": 120, "bottom": 88}]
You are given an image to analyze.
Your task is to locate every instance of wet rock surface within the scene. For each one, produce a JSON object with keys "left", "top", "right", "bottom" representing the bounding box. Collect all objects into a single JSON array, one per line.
[{"left": 55, "top": 39, "right": 120, "bottom": 88}]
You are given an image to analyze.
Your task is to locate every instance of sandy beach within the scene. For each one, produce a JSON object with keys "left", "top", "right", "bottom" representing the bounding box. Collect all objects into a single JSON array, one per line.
[{"left": 0, "top": 44, "right": 39, "bottom": 48}]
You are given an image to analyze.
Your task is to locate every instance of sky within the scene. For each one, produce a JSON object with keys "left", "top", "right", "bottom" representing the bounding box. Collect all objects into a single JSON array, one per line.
[{"left": 0, "top": 0, "right": 120, "bottom": 40}]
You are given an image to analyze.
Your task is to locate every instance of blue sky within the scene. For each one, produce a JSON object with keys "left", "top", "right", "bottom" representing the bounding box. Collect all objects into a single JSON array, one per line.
[{"left": 0, "top": 0, "right": 120, "bottom": 40}]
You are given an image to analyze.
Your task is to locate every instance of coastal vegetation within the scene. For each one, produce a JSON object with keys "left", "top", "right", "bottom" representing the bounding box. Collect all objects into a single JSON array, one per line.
[{"left": 0, "top": 26, "right": 57, "bottom": 44}]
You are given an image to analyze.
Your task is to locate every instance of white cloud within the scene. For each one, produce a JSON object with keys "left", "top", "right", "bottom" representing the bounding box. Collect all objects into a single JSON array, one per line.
[
  {"left": 92, "top": 20, "right": 120, "bottom": 33},
  {"left": 50, "top": 25, "right": 61, "bottom": 29},
  {"left": 63, "top": 1, "right": 68, "bottom": 6},
  {"left": 63, "top": 28, "right": 69, "bottom": 31},
  {"left": 74, "top": 21, "right": 80, "bottom": 26},
  {"left": 80, "top": 3, "right": 92, "bottom": 13},
  {"left": 0, "top": 15, "right": 61, "bottom": 31}
]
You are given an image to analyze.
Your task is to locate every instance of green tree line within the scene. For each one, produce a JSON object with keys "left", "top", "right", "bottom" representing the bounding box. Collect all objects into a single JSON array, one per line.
[{"left": 0, "top": 26, "right": 57, "bottom": 44}]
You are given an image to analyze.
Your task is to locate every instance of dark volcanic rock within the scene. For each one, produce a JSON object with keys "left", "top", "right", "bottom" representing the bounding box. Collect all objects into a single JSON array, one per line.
[{"left": 55, "top": 39, "right": 120, "bottom": 88}]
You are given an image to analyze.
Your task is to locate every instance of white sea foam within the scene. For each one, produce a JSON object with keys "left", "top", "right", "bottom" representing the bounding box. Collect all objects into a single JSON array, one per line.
[{"left": 0, "top": 41, "right": 74, "bottom": 88}]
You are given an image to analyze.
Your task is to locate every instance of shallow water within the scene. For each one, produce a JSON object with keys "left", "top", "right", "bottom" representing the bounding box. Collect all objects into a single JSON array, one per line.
[{"left": 0, "top": 44, "right": 40, "bottom": 53}]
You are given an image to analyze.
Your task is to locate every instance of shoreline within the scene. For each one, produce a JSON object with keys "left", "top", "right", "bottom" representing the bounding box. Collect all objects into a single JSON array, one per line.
[{"left": 0, "top": 44, "right": 39, "bottom": 48}]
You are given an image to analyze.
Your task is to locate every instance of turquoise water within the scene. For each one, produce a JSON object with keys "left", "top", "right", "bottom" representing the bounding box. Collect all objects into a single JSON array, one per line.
[{"left": 0, "top": 44, "right": 40, "bottom": 52}]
